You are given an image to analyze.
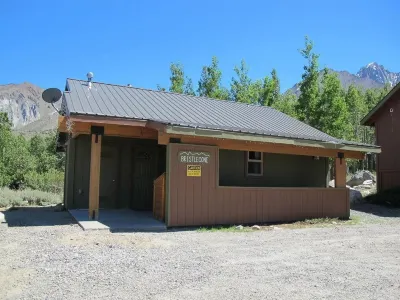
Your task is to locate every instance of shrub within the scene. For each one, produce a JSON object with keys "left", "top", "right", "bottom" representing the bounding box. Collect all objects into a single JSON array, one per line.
[
  {"left": 364, "top": 187, "right": 400, "bottom": 208},
  {"left": 25, "top": 169, "right": 64, "bottom": 194},
  {"left": 20, "top": 189, "right": 62, "bottom": 206},
  {"left": 0, "top": 187, "right": 62, "bottom": 208},
  {"left": 0, "top": 187, "right": 25, "bottom": 207}
]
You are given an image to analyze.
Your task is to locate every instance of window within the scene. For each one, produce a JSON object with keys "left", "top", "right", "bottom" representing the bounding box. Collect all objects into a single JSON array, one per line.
[{"left": 246, "top": 151, "right": 263, "bottom": 176}]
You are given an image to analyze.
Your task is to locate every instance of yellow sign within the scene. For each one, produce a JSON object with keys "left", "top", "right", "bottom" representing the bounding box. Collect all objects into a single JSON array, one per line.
[{"left": 187, "top": 165, "right": 201, "bottom": 177}]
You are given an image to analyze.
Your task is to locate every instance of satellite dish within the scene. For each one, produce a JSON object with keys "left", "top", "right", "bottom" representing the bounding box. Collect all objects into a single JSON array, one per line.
[
  {"left": 42, "top": 88, "right": 62, "bottom": 114},
  {"left": 42, "top": 88, "right": 62, "bottom": 104}
]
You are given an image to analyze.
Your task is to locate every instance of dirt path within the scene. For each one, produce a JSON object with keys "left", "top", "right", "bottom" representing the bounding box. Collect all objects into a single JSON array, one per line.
[{"left": 1, "top": 205, "right": 400, "bottom": 300}]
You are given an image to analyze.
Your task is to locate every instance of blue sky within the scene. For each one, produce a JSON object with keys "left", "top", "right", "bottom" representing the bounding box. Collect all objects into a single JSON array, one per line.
[{"left": 0, "top": 0, "right": 398, "bottom": 92}]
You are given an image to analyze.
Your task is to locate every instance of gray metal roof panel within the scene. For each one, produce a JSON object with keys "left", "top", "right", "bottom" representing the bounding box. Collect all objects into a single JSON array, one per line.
[{"left": 64, "top": 78, "right": 378, "bottom": 148}]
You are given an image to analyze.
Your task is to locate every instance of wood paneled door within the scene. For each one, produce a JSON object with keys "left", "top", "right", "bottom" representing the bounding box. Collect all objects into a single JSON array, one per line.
[
  {"left": 131, "top": 147, "right": 158, "bottom": 210},
  {"left": 99, "top": 145, "right": 119, "bottom": 208}
]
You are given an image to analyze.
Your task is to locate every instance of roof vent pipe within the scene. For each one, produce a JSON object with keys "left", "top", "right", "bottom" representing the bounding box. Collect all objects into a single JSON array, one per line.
[
  {"left": 87, "top": 72, "right": 94, "bottom": 82},
  {"left": 87, "top": 72, "right": 94, "bottom": 88}
]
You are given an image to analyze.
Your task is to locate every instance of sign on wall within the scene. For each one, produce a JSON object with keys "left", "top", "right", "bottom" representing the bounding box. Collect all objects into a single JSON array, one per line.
[
  {"left": 179, "top": 151, "right": 210, "bottom": 164},
  {"left": 187, "top": 165, "right": 201, "bottom": 177}
]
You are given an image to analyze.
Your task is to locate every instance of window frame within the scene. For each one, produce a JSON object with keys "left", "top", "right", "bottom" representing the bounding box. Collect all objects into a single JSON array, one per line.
[{"left": 246, "top": 151, "right": 263, "bottom": 176}]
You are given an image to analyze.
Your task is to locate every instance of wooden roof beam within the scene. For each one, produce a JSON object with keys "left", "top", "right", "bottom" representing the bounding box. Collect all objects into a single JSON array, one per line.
[{"left": 158, "top": 133, "right": 366, "bottom": 160}]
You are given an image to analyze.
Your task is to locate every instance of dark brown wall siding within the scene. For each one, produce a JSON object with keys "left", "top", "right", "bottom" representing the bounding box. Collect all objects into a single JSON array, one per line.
[
  {"left": 72, "top": 135, "right": 91, "bottom": 208},
  {"left": 64, "top": 137, "right": 76, "bottom": 209},
  {"left": 67, "top": 135, "right": 165, "bottom": 209},
  {"left": 374, "top": 89, "right": 400, "bottom": 191},
  {"left": 167, "top": 143, "right": 349, "bottom": 227},
  {"left": 219, "top": 149, "right": 328, "bottom": 187}
]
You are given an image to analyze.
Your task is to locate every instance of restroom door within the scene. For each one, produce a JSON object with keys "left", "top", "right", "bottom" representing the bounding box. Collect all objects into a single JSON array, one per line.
[
  {"left": 99, "top": 145, "right": 119, "bottom": 208},
  {"left": 131, "top": 147, "right": 157, "bottom": 210}
]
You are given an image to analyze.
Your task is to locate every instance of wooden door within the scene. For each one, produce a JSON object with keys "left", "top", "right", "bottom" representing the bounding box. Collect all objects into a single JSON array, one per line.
[
  {"left": 131, "top": 147, "right": 157, "bottom": 210},
  {"left": 99, "top": 145, "right": 119, "bottom": 208}
]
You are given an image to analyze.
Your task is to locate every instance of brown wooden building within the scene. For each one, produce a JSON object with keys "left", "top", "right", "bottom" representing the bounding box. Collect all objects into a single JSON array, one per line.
[
  {"left": 58, "top": 78, "right": 380, "bottom": 227},
  {"left": 362, "top": 82, "right": 400, "bottom": 191}
]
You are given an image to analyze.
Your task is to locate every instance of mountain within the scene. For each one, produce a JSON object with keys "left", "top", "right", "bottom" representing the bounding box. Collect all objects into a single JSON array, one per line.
[
  {"left": 0, "top": 83, "right": 58, "bottom": 134},
  {"left": 356, "top": 62, "right": 400, "bottom": 86},
  {"left": 290, "top": 62, "right": 400, "bottom": 96}
]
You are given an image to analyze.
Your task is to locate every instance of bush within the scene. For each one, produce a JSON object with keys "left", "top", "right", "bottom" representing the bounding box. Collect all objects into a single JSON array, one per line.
[
  {"left": 0, "top": 116, "right": 65, "bottom": 190},
  {"left": 20, "top": 189, "right": 62, "bottom": 206},
  {"left": 364, "top": 187, "right": 400, "bottom": 208},
  {"left": 0, "top": 187, "right": 62, "bottom": 208},
  {"left": 0, "top": 188, "right": 24, "bottom": 207},
  {"left": 25, "top": 169, "right": 64, "bottom": 194}
]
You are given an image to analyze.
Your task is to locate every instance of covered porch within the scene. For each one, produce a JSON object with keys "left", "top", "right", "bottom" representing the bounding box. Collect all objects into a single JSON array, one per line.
[
  {"left": 59, "top": 113, "right": 373, "bottom": 228},
  {"left": 59, "top": 115, "right": 168, "bottom": 226}
]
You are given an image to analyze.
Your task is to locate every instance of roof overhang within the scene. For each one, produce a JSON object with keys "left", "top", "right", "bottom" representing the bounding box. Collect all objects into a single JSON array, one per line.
[
  {"left": 164, "top": 125, "right": 381, "bottom": 154},
  {"left": 361, "top": 82, "right": 400, "bottom": 126},
  {"left": 57, "top": 114, "right": 381, "bottom": 156}
]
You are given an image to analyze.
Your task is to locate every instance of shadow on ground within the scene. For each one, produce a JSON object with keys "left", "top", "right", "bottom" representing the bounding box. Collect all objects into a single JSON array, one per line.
[
  {"left": 351, "top": 203, "right": 400, "bottom": 218},
  {"left": 1, "top": 206, "right": 76, "bottom": 227}
]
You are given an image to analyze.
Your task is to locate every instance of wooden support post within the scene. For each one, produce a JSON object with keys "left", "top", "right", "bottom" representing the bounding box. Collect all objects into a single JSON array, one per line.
[
  {"left": 89, "top": 129, "right": 103, "bottom": 220},
  {"left": 335, "top": 154, "right": 346, "bottom": 188}
]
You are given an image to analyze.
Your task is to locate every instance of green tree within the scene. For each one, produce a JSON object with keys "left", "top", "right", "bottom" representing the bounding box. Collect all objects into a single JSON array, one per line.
[
  {"left": 29, "top": 134, "right": 59, "bottom": 173},
  {"left": 296, "top": 36, "right": 320, "bottom": 126},
  {"left": 198, "top": 56, "right": 229, "bottom": 100},
  {"left": 272, "top": 91, "right": 298, "bottom": 118},
  {"left": 260, "top": 76, "right": 273, "bottom": 106},
  {"left": 0, "top": 112, "right": 12, "bottom": 186},
  {"left": 169, "top": 63, "right": 185, "bottom": 93},
  {"left": 2, "top": 134, "right": 35, "bottom": 188},
  {"left": 44, "top": 131, "right": 65, "bottom": 170},
  {"left": 345, "top": 85, "right": 367, "bottom": 141},
  {"left": 270, "top": 68, "right": 280, "bottom": 106},
  {"left": 317, "top": 70, "right": 350, "bottom": 138},
  {"left": 184, "top": 78, "right": 196, "bottom": 96},
  {"left": 230, "top": 60, "right": 255, "bottom": 103}
]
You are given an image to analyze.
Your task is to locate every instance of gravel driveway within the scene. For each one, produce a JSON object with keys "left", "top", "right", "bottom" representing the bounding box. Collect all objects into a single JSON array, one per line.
[{"left": 1, "top": 205, "right": 400, "bottom": 300}]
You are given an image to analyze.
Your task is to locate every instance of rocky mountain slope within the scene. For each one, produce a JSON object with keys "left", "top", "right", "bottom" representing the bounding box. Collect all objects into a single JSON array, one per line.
[
  {"left": 356, "top": 62, "right": 400, "bottom": 86},
  {"left": 290, "top": 62, "right": 400, "bottom": 95},
  {"left": 0, "top": 83, "right": 58, "bottom": 133}
]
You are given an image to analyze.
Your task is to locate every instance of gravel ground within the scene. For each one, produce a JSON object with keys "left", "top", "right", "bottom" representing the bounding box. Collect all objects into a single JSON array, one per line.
[{"left": 1, "top": 205, "right": 400, "bottom": 300}]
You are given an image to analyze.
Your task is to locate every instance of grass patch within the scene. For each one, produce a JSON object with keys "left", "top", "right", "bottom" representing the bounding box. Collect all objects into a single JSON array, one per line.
[
  {"left": 197, "top": 225, "right": 252, "bottom": 232},
  {"left": 0, "top": 187, "right": 62, "bottom": 208},
  {"left": 287, "top": 216, "right": 361, "bottom": 229},
  {"left": 197, "top": 216, "right": 362, "bottom": 232}
]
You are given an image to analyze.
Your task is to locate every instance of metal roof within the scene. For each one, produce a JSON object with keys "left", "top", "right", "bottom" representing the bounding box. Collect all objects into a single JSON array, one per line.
[
  {"left": 361, "top": 81, "right": 400, "bottom": 126},
  {"left": 63, "top": 78, "right": 378, "bottom": 149}
]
